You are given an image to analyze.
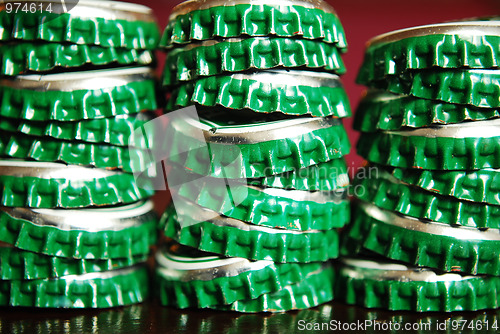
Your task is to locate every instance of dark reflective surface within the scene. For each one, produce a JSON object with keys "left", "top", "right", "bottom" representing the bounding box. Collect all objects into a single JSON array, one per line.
[{"left": 1, "top": 301, "right": 500, "bottom": 334}]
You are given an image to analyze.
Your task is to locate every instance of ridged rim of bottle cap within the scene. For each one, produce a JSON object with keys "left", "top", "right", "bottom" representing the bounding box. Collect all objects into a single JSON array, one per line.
[
  {"left": 337, "top": 257, "right": 500, "bottom": 312},
  {"left": 357, "top": 120, "right": 500, "bottom": 170},
  {"left": 0, "top": 265, "right": 149, "bottom": 308},
  {"left": 0, "top": 87, "right": 156, "bottom": 122},
  {"left": 0, "top": 160, "right": 154, "bottom": 208},
  {"left": 213, "top": 264, "right": 335, "bottom": 313},
  {"left": 249, "top": 158, "right": 350, "bottom": 192},
  {"left": 343, "top": 201, "right": 500, "bottom": 276},
  {"left": 0, "top": 1, "right": 159, "bottom": 49},
  {"left": 162, "top": 0, "right": 346, "bottom": 50},
  {"left": 155, "top": 242, "right": 323, "bottom": 308},
  {"left": 391, "top": 166, "right": 500, "bottom": 206},
  {"left": 161, "top": 198, "right": 340, "bottom": 263},
  {"left": 169, "top": 112, "right": 351, "bottom": 179},
  {"left": 357, "top": 22, "right": 500, "bottom": 84},
  {"left": 0, "top": 201, "right": 158, "bottom": 259},
  {"left": 167, "top": 70, "right": 351, "bottom": 118},
  {"left": 163, "top": 37, "right": 345, "bottom": 87},
  {"left": 172, "top": 167, "right": 349, "bottom": 230},
  {"left": 0, "top": 244, "right": 147, "bottom": 280},
  {"left": 0, "top": 112, "right": 155, "bottom": 149},
  {"left": 354, "top": 90, "right": 500, "bottom": 132},
  {"left": 0, "top": 134, "right": 151, "bottom": 173},
  {"left": 0, "top": 67, "right": 157, "bottom": 122},
  {"left": 170, "top": 0, "right": 335, "bottom": 18},
  {"left": 354, "top": 167, "right": 500, "bottom": 229},
  {"left": 0, "top": 42, "right": 153, "bottom": 76},
  {"left": 371, "top": 69, "right": 500, "bottom": 109}
]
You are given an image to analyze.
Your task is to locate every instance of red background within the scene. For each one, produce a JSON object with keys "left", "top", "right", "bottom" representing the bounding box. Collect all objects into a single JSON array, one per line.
[{"left": 136, "top": 0, "right": 500, "bottom": 169}]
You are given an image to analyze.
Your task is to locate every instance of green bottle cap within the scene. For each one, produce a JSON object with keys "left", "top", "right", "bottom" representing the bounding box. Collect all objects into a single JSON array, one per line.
[
  {"left": 169, "top": 110, "right": 351, "bottom": 179},
  {"left": 249, "top": 158, "right": 350, "bottom": 192},
  {"left": 0, "top": 134, "right": 151, "bottom": 173},
  {"left": 0, "top": 42, "right": 153, "bottom": 76},
  {"left": 163, "top": 37, "right": 345, "bottom": 87},
  {"left": 354, "top": 166, "right": 500, "bottom": 229},
  {"left": 0, "top": 112, "right": 155, "bottom": 149},
  {"left": 0, "top": 242, "right": 147, "bottom": 280},
  {"left": 357, "top": 118, "right": 500, "bottom": 170},
  {"left": 172, "top": 166, "right": 348, "bottom": 230},
  {"left": 343, "top": 201, "right": 500, "bottom": 276},
  {"left": 167, "top": 70, "right": 351, "bottom": 118},
  {"left": 370, "top": 69, "right": 500, "bottom": 109},
  {"left": 213, "top": 264, "right": 335, "bottom": 313},
  {"left": 0, "top": 200, "right": 158, "bottom": 260},
  {"left": 391, "top": 166, "right": 500, "bottom": 206},
  {"left": 155, "top": 241, "right": 323, "bottom": 309},
  {"left": 162, "top": 0, "right": 347, "bottom": 50},
  {"left": 162, "top": 198, "right": 340, "bottom": 263},
  {"left": 354, "top": 90, "right": 500, "bottom": 132},
  {"left": 0, "top": 265, "right": 149, "bottom": 308},
  {"left": 0, "top": 1, "right": 160, "bottom": 50},
  {"left": 0, "top": 67, "right": 158, "bottom": 122},
  {"left": 357, "top": 21, "right": 500, "bottom": 84},
  {"left": 337, "top": 257, "right": 500, "bottom": 312},
  {"left": 0, "top": 160, "right": 154, "bottom": 208}
]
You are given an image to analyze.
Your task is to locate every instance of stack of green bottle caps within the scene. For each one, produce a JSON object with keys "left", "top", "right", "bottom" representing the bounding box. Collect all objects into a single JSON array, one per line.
[
  {"left": 339, "top": 19, "right": 500, "bottom": 312},
  {"left": 0, "top": 0, "right": 160, "bottom": 308},
  {"left": 156, "top": 0, "right": 351, "bottom": 312}
]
